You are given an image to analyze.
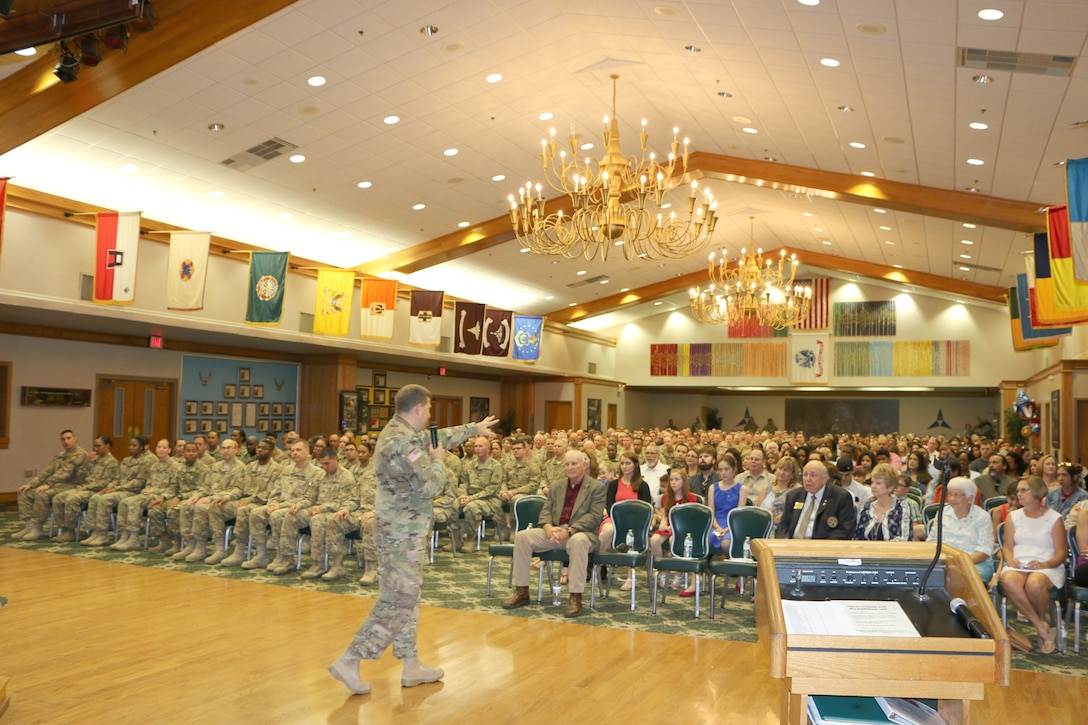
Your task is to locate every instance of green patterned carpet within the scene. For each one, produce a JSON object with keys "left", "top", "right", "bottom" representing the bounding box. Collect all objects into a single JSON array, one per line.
[{"left": 1, "top": 510, "right": 1085, "bottom": 677}]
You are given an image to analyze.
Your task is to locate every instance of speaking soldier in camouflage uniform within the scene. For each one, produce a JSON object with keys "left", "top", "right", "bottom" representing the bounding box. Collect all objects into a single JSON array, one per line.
[
  {"left": 218, "top": 440, "right": 284, "bottom": 566},
  {"left": 242, "top": 439, "right": 322, "bottom": 571},
  {"left": 111, "top": 439, "right": 179, "bottom": 551},
  {"left": 453, "top": 437, "right": 504, "bottom": 553},
  {"left": 328, "top": 384, "right": 497, "bottom": 696},
  {"left": 300, "top": 445, "right": 358, "bottom": 579},
  {"left": 51, "top": 435, "right": 119, "bottom": 543},
  {"left": 171, "top": 439, "right": 249, "bottom": 562},
  {"left": 497, "top": 436, "right": 542, "bottom": 542},
  {"left": 13, "top": 429, "right": 87, "bottom": 541},
  {"left": 157, "top": 442, "right": 207, "bottom": 555},
  {"left": 81, "top": 436, "right": 154, "bottom": 546}
]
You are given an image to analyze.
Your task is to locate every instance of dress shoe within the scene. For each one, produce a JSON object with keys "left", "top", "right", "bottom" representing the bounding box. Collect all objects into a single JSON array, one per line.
[
  {"left": 564, "top": 593, "right": 583, "bottom": 618},
  {"left": 679, "top": 589, "right": 696, "bottom": 598},
  {"left": 502, "top": 586, "right": 530, "bottom": 609}
]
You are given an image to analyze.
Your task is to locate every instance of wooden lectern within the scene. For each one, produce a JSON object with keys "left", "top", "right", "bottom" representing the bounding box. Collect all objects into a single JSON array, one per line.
[{"left": 753, "top": 540, "right": 1009, "bottom": 725}]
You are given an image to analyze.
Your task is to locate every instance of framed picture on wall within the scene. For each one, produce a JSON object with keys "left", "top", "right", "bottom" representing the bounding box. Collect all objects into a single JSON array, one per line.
[
  {"left": 373, "top": 371, "right": 387, "bottom": 388},
  {"left": 238, "top": 368, "right": 251, "bottom": 383},
  {"left": 272, "top": 419, "right": 282, "bottom": 432},
  {"left": 231, "top": 402, "right": 243, "bottom": 427},
  {"left": 285, "top": 403, "right": 295, "bottom": 416},
  {"left": 470, "top": 397, "right": 490, "bottom": 421},
  {"left": 1052, "top": 389, "right": 1061, "bottom": 451},
  {"left": 253, "top": 384, "right": 264, "bottom": 399},
  {"left": 340, "top": 391, "right": 360, "bottom": 433},
  {"left": 284, "top": 418, "right": 295, "bottom": 431},
  {"left": 359, "top": 388, "right": 370, "bottom": 403},
  {"left": 259, "top": 403, "right": 270, "bottom": 416},
  {"left": 272, "top": 403, "right": 283, "bottom": 416},
  {"left": 216, "top": 402, "right": 229, "bottom": 416},
  {"left": 374, "top": 389, "right": 386, "bottom": 405},
  {"left": 245, "top": 403, "right": 257, "bottom": 428},
  {"left": 200, "top": 420, "right": 212, "bottom": 432},
  {"left": 215, "top": 419, "right": 227, "bottom": 433},
  {"left": 201, "top": 401, "right": 214, "bottom": 416},
  {"left": 184, "top": 419, "right": 197, "bottom": 434},
  {"left": 239, "top": 385, "right": 250, "bottom": 398},
  {"left": 184, "top": 400, "right": 198, "bottom": 416},
  {"left": 258, "top": 419, "right": 269, "bottom": 433},
  {"left": 223, "top": 384, "right": 236, "bottom": 399}
]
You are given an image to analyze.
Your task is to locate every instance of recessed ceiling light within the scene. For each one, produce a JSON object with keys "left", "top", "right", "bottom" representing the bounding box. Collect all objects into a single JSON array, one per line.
[
  {"left": 813, "top": 227, "right": 823, "bottom": 232},
  {"left": 538, "top": 112, "right": 553, "bottom": 121},
  {"left": 600, "top": 279, "right": 610, "bottom": 284},
  {"left": 820, "top": 58, "right": 841, "bottom": 67},
  {"left": 519, "top": 248, "right": 530, "bottom": 253},
  {"left": 849, "top": 141, "right": 866, "bottom": 149},
  {"left": 485, "top": 73, "right": 503, "bottom": 83},
  {"left": 977, "top": 9, "right": 1004, "bottom": 20},
  {"left": 660, "top": 202, "right": 672, "bottom": 209},
  {"left": 457, "top": 221, "right": 470, "bottom": 228},
  {"left": 969, "top": 121, "right": 989, "bottom": 130},
  {"left": 963, "top": 223, "right": 976, "bottom": 229},
  {"left": 568, "top": 303, "right": 577, "bottom": 307},
  {"left": 837, "top": 105, "right": 853, "bottom": 113},
  {"left": 208, "top": 122, "right": 225, "bottom": 132},
  {"left": 961, "top": 239, "right": 974, "bottom": 245},
  {"left": 383, "top": 115, "right": 400, "bottom": 125},
  {"left": 798, "top": 0, "right": 820, "bottom": 5},
  {"left": 960, "top": 253, "right": 972, "bottom": 259},
  {"left": 580, "top": 142, "right": 594, "bottom": 150},
  {"left": 893, "top": 264, "right": 903, "bottom": 269},
  {"left": 878, "top": 226, "right": 890, "bottom": 231},
  {"left": 412, "top": 203, "right": 426, "bottom": 210},
  {"left": 278, "top": 212, "right": 293, "bottom": 219},
  {"left": 884, "top": 240, "right": 895, "bottom": 245},
  {"left": 307, "top": 76, "right": 326, "bottom": 87},
  {"left": 576, "top": 270, "right": 587, "bottom": 276},
  {"left": 545, "top": 295, "right": 555, "bottom": 300},
  {"left": 14, "top": 47, "right": 36, "bottom": 57},
  {"left": 684, "top": 45, "right": 701, "bottom": 53},
  {"left": 967, "top": 158, "right": 985, "bottom": 166},
  {"left": 742, "top": 127, "right": 759, "bottom": 134},
  {"left": 120, "top": 163, "right": 139, "bottom": 173},
  {"left": 654, "top": 301, "right": 663, "bottom": 306},
  {"left": 965, "top": 186, "right": 979, "bottom": 192},
  {"left": 491, "top": 174, "right": 506, "bottom": 182},
  {"left": 959, "top": 266, "right": 971, "bottom": 272},
  {"left": 420, "top": 25, "right": 439, "bottom": 36},
  {"left": 289, "top": 154, "right": 305, "bottom": 163},
  {"left": 614, "top": 240, "right": 624, "bottom": 246},
  {"left": 860, "top": 171, "right": 876, "bottom": 177},
  {"left": 718, "top": 91, "right": 732, "bottom": 98},
  {"left": 208, "top": 190, "right": 224, "bottom": 199},
  {"left": 972, "top": 74, "right": 992, "bottom": 84},
  {"left": 821, "top": 240, "right": 832, "bottom": 246},
  {"left": 357, "top": 181, "right": 372, "bottom": 189},
  {"left": 803, "top": 212, "right": 814, "bottom": 217},
  {"left": 874, "top": 208, "right": 886, "bottom": 214},
  {"left": 443, "top": 148, "right": 458, "bottom": 156},
  {"left": 856, "top": 22, "right": 886, "bottom": 35}
]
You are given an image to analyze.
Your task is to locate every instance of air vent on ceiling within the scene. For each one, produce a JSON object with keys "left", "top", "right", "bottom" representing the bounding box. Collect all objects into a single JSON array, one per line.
[
  {"left": 955, "top": 261, "right": 1003, "bottom": 274},
  {"left": 221, "top": 137, "right": 299, "bottom": 171},
  {"left": 567, "top": 274, "right": 609, "bottom": 288},
  {"left": 958, "top": 47, "right": 1077, "bottom": 77}
]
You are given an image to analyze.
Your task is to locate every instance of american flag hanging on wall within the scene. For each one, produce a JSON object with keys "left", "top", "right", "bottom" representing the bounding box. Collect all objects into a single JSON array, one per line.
[{"left": 793, "top": 277, "right": 829, "bottom": 330}]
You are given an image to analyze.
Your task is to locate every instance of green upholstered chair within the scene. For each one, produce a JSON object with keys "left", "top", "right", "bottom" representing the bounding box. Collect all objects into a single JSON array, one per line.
[
  {"left": 708, "top": 506, "right": 772, "bottom": 620},
  {"left": 651, "top": 503, "right": 713, "bottom": 618},
  {"left": 922, "top": 503, "right": 942, "bottom": 526},
  {"left": 487, "top": 495, "right": 545, "bottom": 596},
  {"left": 589, "top": 499, "right": 655, "bottom": 611}
]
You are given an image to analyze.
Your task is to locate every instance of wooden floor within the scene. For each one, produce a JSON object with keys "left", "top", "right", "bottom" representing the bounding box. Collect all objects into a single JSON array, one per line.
[{"left": 1, "top": 548, "right": 1087, "bottom": 724}]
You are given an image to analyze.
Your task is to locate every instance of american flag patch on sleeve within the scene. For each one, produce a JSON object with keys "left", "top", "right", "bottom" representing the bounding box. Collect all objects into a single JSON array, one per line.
[{"left": 407, "top": 448, "right": 423, "bottom": 463}]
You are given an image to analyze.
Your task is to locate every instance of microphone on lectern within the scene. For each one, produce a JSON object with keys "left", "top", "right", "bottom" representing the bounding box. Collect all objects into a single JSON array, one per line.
[
  {"left": 429, "top": 422, "right": 439, "bottom": 449},
  {"left": 950, "top": 597, "right": 990, "bottom": 639}
]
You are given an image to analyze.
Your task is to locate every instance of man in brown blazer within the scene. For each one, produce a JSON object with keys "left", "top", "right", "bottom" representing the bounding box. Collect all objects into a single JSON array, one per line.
[{"left": 502, "top": 450, "right": 606, "bottom": 617}]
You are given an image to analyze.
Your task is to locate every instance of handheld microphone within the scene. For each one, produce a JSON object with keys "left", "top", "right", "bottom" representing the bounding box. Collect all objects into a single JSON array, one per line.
[
  {"left": 429, "top": 422, "right": 439, "bottom": 449},
  {"left": 950, "top": 597, "right": 990, "bottom": 639}
]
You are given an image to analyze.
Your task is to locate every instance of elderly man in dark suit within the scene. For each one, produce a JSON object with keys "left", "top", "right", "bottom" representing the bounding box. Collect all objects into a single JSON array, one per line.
[
  {"left": 502, "top": 450, "right": 606, "bottom": 617},
  {"left": 777, "top": 460, "right": 856, "bottom": 540}
]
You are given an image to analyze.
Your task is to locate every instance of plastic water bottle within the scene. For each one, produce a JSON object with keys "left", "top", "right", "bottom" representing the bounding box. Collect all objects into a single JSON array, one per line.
[
  {"left": 683, "top": 532, "right": 693, "bottom": 558},
  {"left": 552, "top": 583, "right": 562, "bottom": 606},
  {"left": 625, "top": 528, "right": 635, "bottom": 549},
  {"left": 743, "top": 536, "right": 752, "bottom": 560}
]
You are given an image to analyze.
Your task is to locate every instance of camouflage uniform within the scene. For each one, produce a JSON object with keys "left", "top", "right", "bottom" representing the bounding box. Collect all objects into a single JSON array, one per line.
[
  {"left": 343, "top": 416, "right": 477, "bottom": 661},
  {"left": 498, "top": 457, "right": 542, "bottom": 541},
  {"left": 306, "top": 466, "right": 359, "bottom": 572},
  {"left": 351, "top": 466, "right": 379, "bottom": 576},
  {"left": 17, "top": 445, "right": 87, "bottom": 527},
  {"left": 541, "top": 456, "right": 565, "bottom": 493},
  {"left": 161, "top": 461, "right": 207, "bottom": 542},
  {"left": 216, "top": 458, "right": 283, "bottom": 550},
  {"left": 431, "top": 459, "right": 460, "bottom": 531},
  {"left": 456, "top": 457, "right": 504, "bottom": 546},
  {"left": 189, "top": 458, "right": 250, "bottom": 545},
  {"left": 117, "top": 457, "right": 180, "bottom": 535},
  {"left": 53, "top": 453, "right": 119, "bottom": 533},
  {"left": 253, "top": 461, "right": 322, "bottom": 553},
  {"left": 87, "top": 451, "right": 154, "bottom": 535}
]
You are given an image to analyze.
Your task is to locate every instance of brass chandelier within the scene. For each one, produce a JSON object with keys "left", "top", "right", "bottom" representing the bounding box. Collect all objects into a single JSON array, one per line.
[
  {"left": 688, "top": 218, "right": 813, "bottom": 329},
  {"left": 508, "top": 74, "right": 717, "bottom": 262}
]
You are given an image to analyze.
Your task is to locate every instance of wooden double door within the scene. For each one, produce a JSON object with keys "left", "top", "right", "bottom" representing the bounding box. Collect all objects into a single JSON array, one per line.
[{"left": 95, "top": 377, "right": 176, "bottom": 460}]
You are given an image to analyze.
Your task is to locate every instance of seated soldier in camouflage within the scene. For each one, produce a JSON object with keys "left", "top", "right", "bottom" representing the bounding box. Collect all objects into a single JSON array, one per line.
[
  {"left": 82, "top": 435, "right": 154, "bottom": 547},
  {"left": 354, "top": 463, "right": 379, "bottom": 585},
  {"left": 242, "top": 439, "right": 321, "bottom": 570},
  {"left": 434, "top": 456, "right": 462, "bottom": 553},
  {"left": 111, "top": 438, "right": 179, "bottom": 552},
  {"left": 14, "top": 429, "right": 87, "bottom": 541},
  {"left": 497, "top": 436, "right": 542, "bottom": 542},
  {"left": 454, "top": 436, "right": 504, "bottom": 553},
  {"left": 51, "top": 435, "right": 118, "bottom": 543},
  {"left": 218, "top": 439, "right": 285, "bottom": 566},
  {"left": 301, "top": 446, "right": 359, "bottom": 580},
  {"left": 175, "top": 439, "right": 250, "bottom": 563},
  {"left": 156, "top": 441, "right": 207, "bottom": 555}
]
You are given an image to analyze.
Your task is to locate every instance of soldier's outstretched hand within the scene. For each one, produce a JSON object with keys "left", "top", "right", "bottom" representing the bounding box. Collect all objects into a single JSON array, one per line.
[{"left": 475, "top": 415, "right": 500, "bottom": 438}]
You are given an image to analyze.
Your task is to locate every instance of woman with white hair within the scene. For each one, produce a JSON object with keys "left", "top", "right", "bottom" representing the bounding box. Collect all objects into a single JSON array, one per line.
[{"left": 926, "top": 475, "right": 995, "bottom": 583}]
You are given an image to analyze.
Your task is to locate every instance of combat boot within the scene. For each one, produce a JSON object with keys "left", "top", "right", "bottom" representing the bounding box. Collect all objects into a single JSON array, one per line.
[
  {"left": 358, "top": 554, "right": 378, "bottom": 586},
  {"left": 322, "top": 552, "right": 347, "bottom": 581},
  {"left": 11, "top": 524, "right": 30, "bottom": 540},
  {"left": 109, "top": 530, "right": 133, "bottom": 551},
  {"left": 162, "top": 536, "right": 182, "bottom": 557},
  {"left": 301, "top": 560, "right": 327, "bottom": 579},
  {"left": 82, "top": 530, "right": 110, "bottom": 547},
  {"left": 148, "top": 537, "right": 171, "bottom": 554},
  {"left": 51, "top": 529, "right": 78, "bottom": 543},
  {"left": 172, "top": 539, "right": 195, "bottom": 560},
  {"left": 204, "top": 543, "right": 228, "bottom": 565},
  {"left": 21, "top": 522, "right": 46, "bottom": 541},
  {"left": 328, "top": 656, "right": 370, "bottom": 695},
  {"left": 401, "top": 656, "right": 444, "bottom": 687},
  {"left": 266, "top": 553, "right": 292, "bottom": 574},
  {"left": 219, "top": 543, "right": 247, "bottom": 567},
  {"left": 440, "top": 527, "right": 461, "bottom": 553},
  {"left": 117, "top": 531, "right": 143, "bottom": 551},
  {"left": 458, "top": 527, "right": 477, "bottom": 554},
  {"left": 242, "top": 543, "right": 269, "bottom": 569},
  {"left": 184, "top": 539, "right": 208, "bottom": 562}
]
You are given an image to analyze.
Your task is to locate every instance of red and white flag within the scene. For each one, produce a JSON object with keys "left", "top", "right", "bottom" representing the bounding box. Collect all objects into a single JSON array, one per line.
[
  {"left": 94, "top": 212, "right": 141, "bottom": 305},
  {"left": 794, "top": 277, "right": 829, "bottom": 330}
]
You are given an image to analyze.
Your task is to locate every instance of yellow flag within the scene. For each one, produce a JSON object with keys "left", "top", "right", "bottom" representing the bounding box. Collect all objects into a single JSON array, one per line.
[{"left": 313, "top": 269, "right": 355, "bottom": 336}]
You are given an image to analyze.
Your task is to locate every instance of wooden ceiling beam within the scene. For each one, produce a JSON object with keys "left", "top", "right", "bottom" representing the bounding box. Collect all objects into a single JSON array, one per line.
[{"left": 0, "top": 0, "right": 298, "bottom": 156}]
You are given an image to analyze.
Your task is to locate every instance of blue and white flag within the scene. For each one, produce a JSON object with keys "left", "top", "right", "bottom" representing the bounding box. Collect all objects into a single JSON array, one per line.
[{"left": 512, "top": 315, "right": 543, "bottom": 361}]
